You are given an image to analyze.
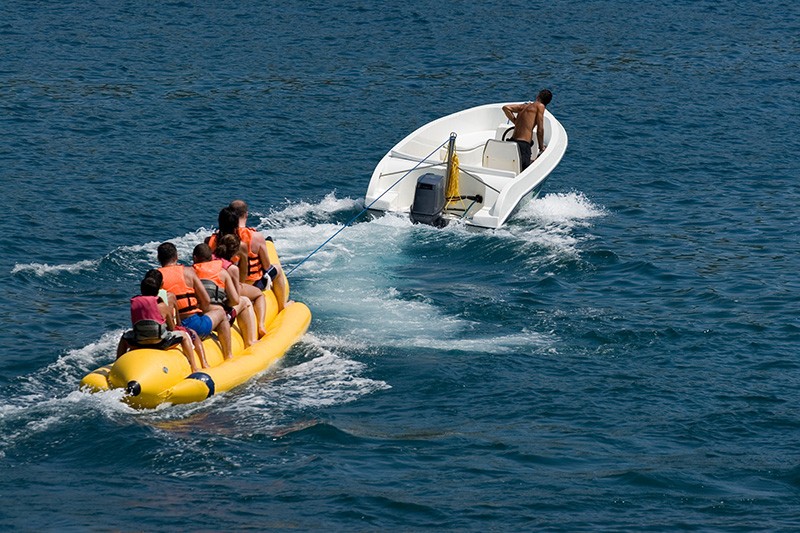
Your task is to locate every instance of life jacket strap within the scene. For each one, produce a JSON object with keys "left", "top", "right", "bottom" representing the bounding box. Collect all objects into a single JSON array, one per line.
[
  {"left": 200, "top": 279, "right": 227, "bottom": 306},
  {"left": 175, "top": 292, "right": 198, "bottom": 313},
  {"left": 132, "top": 319, "right": 167, "bottom": 342},
  {"left": 248, "top": 257, "right": 262, "bottom": 277}
]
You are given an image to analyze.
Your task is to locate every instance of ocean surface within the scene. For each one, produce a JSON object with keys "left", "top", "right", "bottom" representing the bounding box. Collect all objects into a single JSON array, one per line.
[{"left": 2, "top": 1, "right": 799, "bottom": 530}]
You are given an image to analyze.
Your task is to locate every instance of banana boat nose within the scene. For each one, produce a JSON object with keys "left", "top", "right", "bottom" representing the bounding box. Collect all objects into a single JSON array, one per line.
[{"left": 108, "top": 349, "right": 190, "bottom": 408}]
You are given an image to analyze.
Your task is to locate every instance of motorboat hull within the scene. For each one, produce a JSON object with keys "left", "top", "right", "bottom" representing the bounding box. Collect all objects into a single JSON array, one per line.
[{"left": 365, "top": 102, "right": 568, "bottom": 229}]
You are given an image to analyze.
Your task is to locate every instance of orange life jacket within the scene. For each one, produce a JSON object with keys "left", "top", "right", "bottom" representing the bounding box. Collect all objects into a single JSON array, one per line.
[
  {"left": 193, "top": 260, "right": 227, "bottom": 306},
  {"left": 237, "top": 227, "right": 264, "bottom": 283},
  {"left": 159, "top": 264, "right": 200, "bottom": 316}
]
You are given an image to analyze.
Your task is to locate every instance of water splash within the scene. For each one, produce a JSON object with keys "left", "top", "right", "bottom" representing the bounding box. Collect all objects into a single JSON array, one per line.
[
  {"left": 8, "top": 228, "right": 214, "bottom": 280},
  {"left": 260, "top": 191, "right": 362, "bottom": 227},
  {"left": 521, "top": 191, "right": 606, "bottom": 225},
  {"left": 11, "top": 259, "right": 98, "bottom": 276},
  {"left": 267, "top": 347, "right": 391, "bottom": 409},
  {"left": 496, "top": 191, "right": 607, "bottom": 265}
]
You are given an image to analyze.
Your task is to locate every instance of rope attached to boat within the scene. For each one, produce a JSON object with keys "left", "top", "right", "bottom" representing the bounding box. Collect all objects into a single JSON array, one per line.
[
  {"left": 285, "top": 138, "right": 451, "bottom": 277},
  {"left": 445, "top": 152, "right": 460, "bottom": 202}
]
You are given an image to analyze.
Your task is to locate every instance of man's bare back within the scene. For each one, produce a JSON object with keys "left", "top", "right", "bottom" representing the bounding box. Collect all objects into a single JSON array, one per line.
[
  {"left": 504, "top": 90, "right": 551, "bottom": 146},
  {"left": 503, "top": 100, "right": 545, "bottom": 146},
  {"left": 501, "top": 90, "right": 553, "bottom": 170}
]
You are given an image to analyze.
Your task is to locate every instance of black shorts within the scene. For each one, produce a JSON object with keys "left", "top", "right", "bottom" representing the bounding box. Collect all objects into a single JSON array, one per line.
[
  {"left": 253, "top": 265, "right": 279, "bottom": 290},
  {"left": 511, "top": 138, "right": 533, "bottom": 170}
]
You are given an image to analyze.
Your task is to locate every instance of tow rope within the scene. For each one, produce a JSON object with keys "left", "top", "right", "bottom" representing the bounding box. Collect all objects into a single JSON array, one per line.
[{"left": 285, "top": 137, "right": 451, "bottom": 276}]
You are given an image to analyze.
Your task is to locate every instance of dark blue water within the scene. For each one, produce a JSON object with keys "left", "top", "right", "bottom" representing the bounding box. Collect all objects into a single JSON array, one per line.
[{"left": 2, "top": 1, "right": 799, "bottom": 530}]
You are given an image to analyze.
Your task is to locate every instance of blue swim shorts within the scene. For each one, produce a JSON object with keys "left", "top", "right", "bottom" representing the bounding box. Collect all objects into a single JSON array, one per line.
[{"left": 181, "top": 313, "right": 213, "bottom": 337}]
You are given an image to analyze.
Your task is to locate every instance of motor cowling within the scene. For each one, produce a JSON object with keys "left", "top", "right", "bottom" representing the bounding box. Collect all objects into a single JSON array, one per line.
[{"left": 410, "top": 173, "right": 449, "bottom": 228}]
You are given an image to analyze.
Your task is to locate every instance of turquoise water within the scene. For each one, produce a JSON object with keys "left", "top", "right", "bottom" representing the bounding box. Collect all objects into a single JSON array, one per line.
[{"left": 2, "top": 1, "right": 799, "bottom": 530}]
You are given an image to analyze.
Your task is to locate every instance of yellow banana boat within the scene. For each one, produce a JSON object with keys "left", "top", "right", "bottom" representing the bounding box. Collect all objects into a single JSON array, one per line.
[{"left": 80, "top": 242, "right": 311, "bottom": 409}]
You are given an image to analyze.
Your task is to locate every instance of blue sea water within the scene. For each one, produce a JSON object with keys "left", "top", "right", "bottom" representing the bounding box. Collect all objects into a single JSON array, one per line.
[{"left": 2, "top": 0, "right": 799, "bottom": 529}]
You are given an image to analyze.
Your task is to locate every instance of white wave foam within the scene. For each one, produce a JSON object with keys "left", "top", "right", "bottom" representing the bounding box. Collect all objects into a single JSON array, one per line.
[
  {"left": 8, "top": 227, "right": 214, "bottom": 279},
  {"left": 0, "top": 334, "right": 122, "bottom": 452},
  {"left": 132, "top": 343, "right": 393, "bottom": 440},
  {"left": 275, "top": 350, "right": 391, "bottom": 408},
  {"left": 258, "top": 194, "right": 561, "bottom": 353},
  {"left": 302, "top": 331, "right": 371, "bottom": 353},
  {"left": 21, "top": 331, "right": 122, "bottom": 392},
  {"left": 155, "top": 228, "right": 215, "bottom": 260},
  {"left": 270, "top": 190, "right": 606, "bottom": 277},
  {"left": 488, "top": 192, "right": 607, "bottom": 261},
  {"left": 254, "top": 192, "right": 362, "bottom": 228},
  {"left": 11, "top": 259, "right": 98, "bottom": 276},
  {"left": 0, "top": 331, "right": 134, "bottom": 446},
  {"left": 391, "top": 329, "right": 552, "bottom": 353},
  {"left": 0, "top": 386, "right": 135, "bottom": 459},
  {"left": 518, "top": 191, "right": 605, "bottom": 225}
]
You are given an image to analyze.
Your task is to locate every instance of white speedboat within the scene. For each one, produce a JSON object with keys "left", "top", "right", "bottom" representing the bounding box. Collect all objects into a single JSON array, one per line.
[{"left": 365, "top": 103, "right": 568, "bottom": 229}]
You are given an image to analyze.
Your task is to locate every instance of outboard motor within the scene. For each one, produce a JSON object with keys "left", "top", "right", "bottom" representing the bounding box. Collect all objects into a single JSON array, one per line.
[{"left": 410, "top": 173, "right": 449, "bottom": 228}]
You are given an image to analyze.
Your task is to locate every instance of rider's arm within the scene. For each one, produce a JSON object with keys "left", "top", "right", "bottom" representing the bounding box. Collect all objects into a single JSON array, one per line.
[
  {"left": 502, "top": 104, "right": 521, "bottom": 124},
  {"left": 536, "top": 105, "right": 546, "bottom": 153}
]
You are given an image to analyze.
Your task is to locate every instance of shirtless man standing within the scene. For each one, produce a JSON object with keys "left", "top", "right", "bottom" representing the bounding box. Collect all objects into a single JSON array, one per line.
[{"left": 502, "top": 89, "right": 552, "bottom": 170}]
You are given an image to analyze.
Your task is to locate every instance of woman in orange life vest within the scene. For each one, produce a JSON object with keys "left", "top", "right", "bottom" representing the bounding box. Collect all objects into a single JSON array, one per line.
[
  {"left": 212, "top": 233, "right": 270, "bottom": 339},
  {"left": 116, "top": 270, "right": 208, "bottom": 372},
  {"left": 207, "top": 207, "right": 275, "bottom": 337},
  {"left": 210, "top": 203, "right": 290, "bottom": 311},
  {"left": 191, "top": 242, "right": 258, "bottom": 348}
]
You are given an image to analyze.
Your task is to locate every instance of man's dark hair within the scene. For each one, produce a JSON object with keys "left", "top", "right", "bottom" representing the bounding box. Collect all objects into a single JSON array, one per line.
[
  {"left": 140, "top": 275, "right": 161, "bottom": 296},
  {"left": 156, "top": 242, "right": 178, "bottom": 266},
  {"left": 144, "top": 268, "right": 163, "bottom": 285},
  {"left": 538, "top": 89, "right": 552, "bottom": 106},
  {"left": 218, "top": 206, "right": 240, "bottom": 236},
  {"left": 229, "top": 199, "right": 248, "bottom": 219},
  {"left": 193, "top": 242, "right": 213, "bottom": 263}
]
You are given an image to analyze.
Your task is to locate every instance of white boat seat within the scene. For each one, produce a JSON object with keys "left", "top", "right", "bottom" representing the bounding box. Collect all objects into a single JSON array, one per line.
[
  {"left": 482, "top": 140, "right": 521, "bottom": 174},
  {"left": 495, "top": 122, "right": 515, "bottom": 141}
]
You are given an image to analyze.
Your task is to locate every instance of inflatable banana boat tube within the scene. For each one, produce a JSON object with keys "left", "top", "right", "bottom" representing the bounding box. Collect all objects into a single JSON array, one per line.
[{"left": 80, "top": 242, "right": 311, "bottom": 409}]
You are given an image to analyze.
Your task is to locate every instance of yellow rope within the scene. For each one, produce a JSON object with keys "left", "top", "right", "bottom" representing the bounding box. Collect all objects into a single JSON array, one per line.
[{"left": 446, "top": 152, "right": 461, "bottom": 207}]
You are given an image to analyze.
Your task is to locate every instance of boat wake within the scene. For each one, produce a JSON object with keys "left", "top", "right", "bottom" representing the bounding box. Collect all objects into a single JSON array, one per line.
[
  {"left": 8, "top": 191, "right": 604, "bottom": 280},
  {"left": 503, "top": 191, "right": 607, "bottom": 266},
  {"left": 1, "top": 190, "right": 601, "bottom": 439}
]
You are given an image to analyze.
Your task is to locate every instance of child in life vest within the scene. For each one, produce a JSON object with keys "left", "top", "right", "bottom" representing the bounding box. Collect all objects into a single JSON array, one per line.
[
  {"left": 144, "top": 269, "right": 209, "bottom": 367},
  {"left": 116, "top": 271, "right": 209, "bottom": 372},
  {"left": 213, "top": 233, "right": 269, "bottom": 339},
  {"left": 192, "top": 242, "right": 258, "bottom": 347}
]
